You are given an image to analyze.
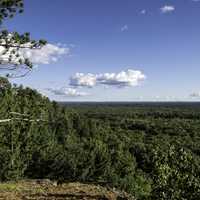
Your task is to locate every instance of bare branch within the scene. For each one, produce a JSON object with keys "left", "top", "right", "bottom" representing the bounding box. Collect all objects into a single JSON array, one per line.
[
  {"left": 0, "top": 118, "right": 47, "bottom": 123},
  {"left": 0, "top": 119, "right": 12, "bottom": 123},
  {"left": 9, "top": 112, "right": 30, "bottom": 116},
  {"left": 6, "top": 69, "right": 31, "bottom": 78},
  {"left": 0, "top": 43, "right": 43, "bottom": 49}
]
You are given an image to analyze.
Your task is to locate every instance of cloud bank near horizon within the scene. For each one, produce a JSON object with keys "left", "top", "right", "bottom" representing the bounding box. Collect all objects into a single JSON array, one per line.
[
  {"left": 190, "top": 92, "right": 200, "bottom": 98},
  {"left": 46, "top": 87, "right": 89, "bottom": 97}
]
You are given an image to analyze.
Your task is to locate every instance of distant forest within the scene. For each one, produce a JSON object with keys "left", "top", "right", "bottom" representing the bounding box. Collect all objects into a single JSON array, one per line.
[{"left": 0, "top": 78, "right": 199, "bottom": 200}]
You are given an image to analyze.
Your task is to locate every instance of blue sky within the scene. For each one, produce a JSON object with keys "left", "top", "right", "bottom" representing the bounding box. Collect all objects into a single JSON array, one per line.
[{"left": 3, "top": 0, "right": 200, "bottom": 101}]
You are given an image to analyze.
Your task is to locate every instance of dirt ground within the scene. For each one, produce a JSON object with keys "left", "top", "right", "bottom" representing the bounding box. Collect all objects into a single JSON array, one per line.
[{"left": 0, "top": 180, "right": 135, "bottom": 200}]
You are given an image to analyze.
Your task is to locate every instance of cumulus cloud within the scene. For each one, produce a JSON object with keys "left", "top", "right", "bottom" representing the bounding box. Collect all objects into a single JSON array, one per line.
[
  {"left": 70, "top": 73, "right": 97, "bottom": 88},
  {"left": 20, "top": 44, "right": 69, "bottom": 64},
  {"left": 47, "top": 87, "right": 89, "bottom": 97},
  {"left": 0, "top": 43, "right": 69, "bottom": 68},
  {"left": 121, "top": 25, "right": 128, "bottom": 32},
  {"left": 160, "top": 5, "right": 175, "bottom": 13},
  {"left": 70, "top": 69, "right": 146, "bottom": 88}
]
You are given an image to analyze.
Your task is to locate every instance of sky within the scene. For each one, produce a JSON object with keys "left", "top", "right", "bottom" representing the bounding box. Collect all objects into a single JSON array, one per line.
[{"left": 2, "top": 0, "right": 200, "bottom": 101}]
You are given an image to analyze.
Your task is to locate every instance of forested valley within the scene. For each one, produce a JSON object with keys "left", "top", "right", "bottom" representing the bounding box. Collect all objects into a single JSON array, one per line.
[{"left": 0, "top": 78, "right": 199, "bottom": 200}]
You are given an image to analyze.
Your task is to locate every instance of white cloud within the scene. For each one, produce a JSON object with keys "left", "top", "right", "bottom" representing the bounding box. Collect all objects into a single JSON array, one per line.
[
  {"left": 70, "top": 69, "right": 146, "bottom": 88},
  {"left": 20, "top": 44, "right": 69, "bottom": 64},
  {"left": 70, "top": 73, "right": 97, "bottom": 88},
  {"left": 160, "top": 5, "right": 175, "bottom": 13},
  {"left": 97, "top": 70, "right": 146, "bottom": 87},
  {"left": 140, "top": 9, "right": 146, "bottom": 15},
  {"left": 47, "top": 87, "right": 89, "bottom": 97},
  {"left": 121, "top": 25, "right": 128, "bottom": 32},
  {"left": 0, "top": 43, "right": 69, "bottom": 68}
]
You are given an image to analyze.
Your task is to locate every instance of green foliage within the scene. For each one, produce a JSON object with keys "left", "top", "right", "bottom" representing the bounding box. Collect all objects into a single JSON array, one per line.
[
  {"left": 0, "top": 82, "right": 200, "bottom": 199},
  {"left": 150, "top": 146, "right": 200, "bottom": 200}
]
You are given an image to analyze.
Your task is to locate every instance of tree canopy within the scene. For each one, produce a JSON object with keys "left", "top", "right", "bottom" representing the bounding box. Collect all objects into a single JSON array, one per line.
[{"left": 0, "top": 80, "right": 199, "bottom": 199}]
